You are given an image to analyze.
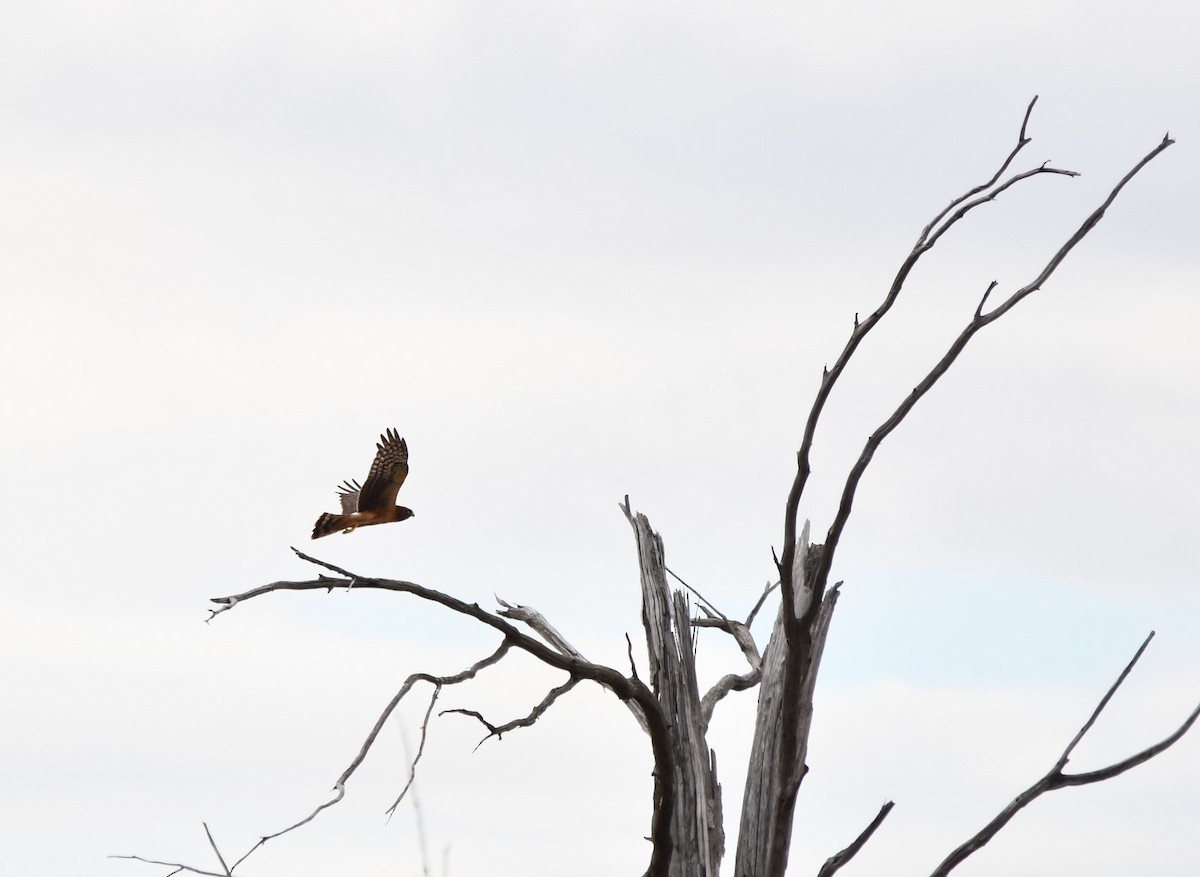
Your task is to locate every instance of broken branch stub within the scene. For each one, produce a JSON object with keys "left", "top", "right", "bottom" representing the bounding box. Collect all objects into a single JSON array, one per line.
[{"left": 626, "top": 504, "right": 724, "bottom": 877}]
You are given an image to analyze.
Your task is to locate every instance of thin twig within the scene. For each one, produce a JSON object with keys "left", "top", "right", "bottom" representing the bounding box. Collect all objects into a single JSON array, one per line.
[
  {"left": 745, "top": 580, "right": 780, "bottom": 629},
  {"left": 666, "top": 565, "right": 730, "bottom": 627},
  {"left": 398, "top": 721, "right": 434, "bottom": 877},
  {"left": 915, "top": 95, "right": 1041, "bottom": 248},
  {"left": 443, "top": 676, "right": 580, "bottom": 749},
  {"left": 1056, "top": 631, "right": 1155, "bottom": 768},
  {"left": 386, "top": 685, "right": 442, "bottom": 816},
  {"left": 108, "top": 854, "right": 221, "bottom": 877},
  {"left": 202, "top": 824, "right": 231, "bottom": 877},
  {"left": 226, "top": 643, "right": 511, "bottom": 872},
  {"left": 818, "top": 801, "right": 895, "bottom": 877}
]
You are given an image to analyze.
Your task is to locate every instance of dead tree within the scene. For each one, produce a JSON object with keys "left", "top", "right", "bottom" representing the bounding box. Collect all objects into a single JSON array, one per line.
[{"left": 116, "top": 99, "right": 1199, "bottom": 877}]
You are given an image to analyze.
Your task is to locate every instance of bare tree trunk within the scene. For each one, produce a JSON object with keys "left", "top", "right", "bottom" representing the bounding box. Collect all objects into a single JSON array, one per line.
[
  {"left": 736, "top": 526, "right": 839, "bottom": 877},
  {"left": 627, "top": 505, "right": 724, "bottom": 877}
]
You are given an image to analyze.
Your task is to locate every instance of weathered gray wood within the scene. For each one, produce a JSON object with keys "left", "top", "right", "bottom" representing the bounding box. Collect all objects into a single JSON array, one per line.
[
  {"left": 626, "top": 504, "right": 723, "bottom": 877},
  {"left": 735, "top": 523, "right": 840, "bottom": 877},
  {"left": 497, "top": 599, "right": 650, "bottom": 734}
]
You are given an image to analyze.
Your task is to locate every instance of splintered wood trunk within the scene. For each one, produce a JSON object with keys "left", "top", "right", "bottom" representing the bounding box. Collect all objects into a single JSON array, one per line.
[
  {"left": 627, "top": 508, "right": 724, "bottom": 877},
  {"left": 735, "top": 524, "right": 839, "bottom": 877}
]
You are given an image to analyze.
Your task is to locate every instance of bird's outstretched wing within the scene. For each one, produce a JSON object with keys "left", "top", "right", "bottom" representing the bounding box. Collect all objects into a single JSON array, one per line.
[
  {"left": 355, "top": 428, "right": 409, "bottom": 512},
  {"left": 336, "top": 479, "right": 363, "bottom": 514}
]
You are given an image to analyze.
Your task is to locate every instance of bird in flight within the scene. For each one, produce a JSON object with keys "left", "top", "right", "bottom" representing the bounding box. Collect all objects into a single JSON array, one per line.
[{"left": 311, "top": 428, "right": 415, "bottom": 539}]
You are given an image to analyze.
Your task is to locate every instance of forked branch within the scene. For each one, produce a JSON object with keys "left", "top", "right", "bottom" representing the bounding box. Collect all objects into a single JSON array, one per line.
[
  {"left": 930, "top": 632, "right": 1200, "bottom": 876},
  {"left": 778, "top": 96, "right": 1079, "bottom": 614},
  {"left": 808, "top": 131, "right": 1174, "bottom": 612},
  {"left": 442, "top": 675, "right": 580, "bottom": 747}
]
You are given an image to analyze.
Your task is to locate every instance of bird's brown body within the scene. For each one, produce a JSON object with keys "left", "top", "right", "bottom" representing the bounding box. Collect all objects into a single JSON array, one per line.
[{"left": 311, "top": 429, "right": 414, "bottom": 539}]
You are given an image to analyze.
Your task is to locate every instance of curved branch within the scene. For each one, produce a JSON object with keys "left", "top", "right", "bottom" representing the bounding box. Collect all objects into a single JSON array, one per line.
[
  {"left": 745, "top": 580, "right": 780, "bottom": 628},
  {"left": 692, "top": 614, "right": 763, "bottom": 726},
  {"left": 693, "top": 617, "right": 762, "bottom": 669},
  {"left": 700, "top": 668, "right": 761, "bottom": 727},
  {"left": 818, "top": 801, "right": 895, "bottom": 877},
  {"left": 208, "top": 549, "right": 678, "bottom": 877},
  {"left": 809, "top": 133, "right": 1174, "bottom": 605},
  {"left": 232, "top": 642, "right": 511, "bottom": 871},
  {"left": 386, "top": 684, "right": 444, "bottom": 816},
  {"left": 443, "top": 675, "right": 580, "bottom": 747},
  {"left": 982, "top": 132, "right": 1175, "bottom": 323},
  {"left": 1059, "top": 700, "right": 1200, "bottom": 785},
  {"left": 497, "top": 598, "right": 650, "bottom": 733},
  {"left": 778, "top": 96, "right": 1070, "bottom": 614}
]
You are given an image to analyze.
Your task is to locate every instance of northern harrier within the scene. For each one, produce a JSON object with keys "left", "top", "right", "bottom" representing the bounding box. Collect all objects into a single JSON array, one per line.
[{"left": 311, "top": 428, "right": 415, "bottom": 539}]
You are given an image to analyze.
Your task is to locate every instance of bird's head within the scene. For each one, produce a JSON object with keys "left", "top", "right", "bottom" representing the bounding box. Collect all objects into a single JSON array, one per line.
[{"left": 395, "top": 506, "right": 415, "bottom": 521}]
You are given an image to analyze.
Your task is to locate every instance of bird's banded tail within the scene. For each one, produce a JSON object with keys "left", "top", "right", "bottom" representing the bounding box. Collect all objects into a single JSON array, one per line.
[{"left": 312, "top": 513, "right": 349, "bottom": 540}]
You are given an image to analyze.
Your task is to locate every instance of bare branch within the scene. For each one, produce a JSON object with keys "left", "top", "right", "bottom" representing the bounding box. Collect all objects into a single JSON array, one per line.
[
  {"left": 915, "top": 95, "right": 1040, "bottom": 247},
  {"left": 745, "top": 580, "right": 780, "bottom": 629},
  {"left": 982, "top": 132, "right": 1175, "bottom": 322},
  {"left": 202, "top": 824, "right": 231, "bottom": 877},
  {"left": 809, "top": 134, "right": 1174, "bottom": 616},
  {"left": 109, "top": 854, "right": 221, "bottom": 877},
  {"left": 443, "top": 675, "right": 580, "bottom": 748},
  {"left": 930, "top": 634, "right": 1200, "bottom": 877},
  {"left": 817, "top": 801, "right": 895, "bottom": 877},
  {"left": 386, "top": 685, "right": 442, "bottom": 816},
  {"left": 339, "top": 646, "right": 509, "bottom": 801},
  {"left": 700, "top": 668, "right": 762, "bottom": 727},
  {"left": 226, "top": 643, "right": 513, "bottom": 872},
  {"left": 214, "top": 551, "right": 642, "bottom": 699},
  {"left": 921, "top": 162, "right": 1078, "bottom": 255},
  {"left": 397, "top": 722, "right": 434, "bottom": 877},
  {"left": 495, "top": 599, "right": 579, "bottom": 656},
  {"left": 973, "top": 280, "right": 998, "bottom": 320},
  {"left": 665, "top": 561, "right": 767, "bottom": 723},
  {"left": 497, "top": 598, "right": 650, "bottom": 734},
  {"left": 692, "top": 616, "right": 762, "bottom": 670},
  {"left": 764, "top": 114, "right": 1089, "bottom": 873},
  {"left": 1057, "top": 698, "right": 1200, "bottom": 785},
  {"left": 666, "top": 565, "right": 730, "bottom": 628},
  {"left": 778, "top": 96, "right": 1075, "bottom": 618},
  {"left": 229, "top": 786, "right": 345, "bottom": 871},
  {"left": 208, "top": 550, "right": 677, "bottom": 877},
  {"left": 1056, "top": 631, "right": 1155, "bottom": 769}
]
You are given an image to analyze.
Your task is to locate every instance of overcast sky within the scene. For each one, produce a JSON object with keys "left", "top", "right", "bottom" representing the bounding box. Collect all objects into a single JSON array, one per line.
[{"left": 3, "top": 3, "right": 1199, "bottom": 876}]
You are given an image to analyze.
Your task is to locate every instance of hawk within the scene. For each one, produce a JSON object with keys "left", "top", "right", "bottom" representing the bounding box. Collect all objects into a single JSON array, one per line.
[{"left": 311, "top": 428, "right": 415, "bottom": 539}]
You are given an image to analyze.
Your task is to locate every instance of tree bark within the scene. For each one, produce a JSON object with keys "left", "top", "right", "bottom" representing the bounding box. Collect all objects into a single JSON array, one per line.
[
  {"left": 627, "top": 505, "right": 724, "bottom": 877},
  {"left": 736, "top": 525, "right": 839, "bottom": 877}
]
